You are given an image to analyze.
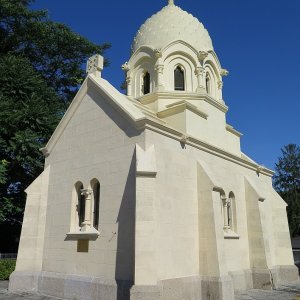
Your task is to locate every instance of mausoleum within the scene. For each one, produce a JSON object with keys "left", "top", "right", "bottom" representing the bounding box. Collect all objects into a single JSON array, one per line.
[{"left": 9, "top": 1, "right": 298, "bottom": 299}]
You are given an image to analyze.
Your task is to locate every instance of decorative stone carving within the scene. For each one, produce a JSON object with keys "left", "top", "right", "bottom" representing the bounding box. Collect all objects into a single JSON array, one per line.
[
  {"left": 195, "top": 66, "right": 205, "bottom": 76},
  {"left": 180, "top": 134, "right": 189, "bottom": 144},
  {"left": 154, "top": 49, "right": 162, "bottom": 58},
  {"left": 86, "top": 54, "right": 104, "bottom": 77},
  {"left": 80, "top": 188, "right": 92, "bottom": 198},
  {"left": 121, "top": 62, "right": 130, "bottom": 71},
  {"left": 220, "top": 68, "right": 229, "bottom": 77},
  {"left": 198, "top": 51, "right": 208, "bottom": 62}
]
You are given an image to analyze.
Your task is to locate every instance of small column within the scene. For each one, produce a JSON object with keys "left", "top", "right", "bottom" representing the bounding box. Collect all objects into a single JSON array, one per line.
[
  {"left": 154, "top": 49, "right": 164, "bottom": 91},
  {"left": 122, "top": 62, "right": 132, "bottom": 97},
  {"left": 218, "top": 80, "right": 224, "bottom": 102},
  {"left": 126, "top": 76, "right": 132, "bottom": 97},
  {"left": 219, "top": 69, "right": 228, "bottom": 103},
  {"left": 222, "top": 196, "right": 230, "bottom": 232},
  {"left": 196, "top": 51, "right": 208, "bottom": 93},
  {"left": 195, "top": 66, "right": 206, "bottom": 93},
  {"left": 81, "top": 189, "right": 92, "bottom": 232},
  {"left": 155, "top": 65, "right": 164, "bottom": 91}
]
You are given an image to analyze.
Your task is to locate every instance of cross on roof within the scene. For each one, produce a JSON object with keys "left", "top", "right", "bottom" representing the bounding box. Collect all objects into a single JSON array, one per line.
[{"left": 168, "top": 0, "right": 175, "bottom": 5}]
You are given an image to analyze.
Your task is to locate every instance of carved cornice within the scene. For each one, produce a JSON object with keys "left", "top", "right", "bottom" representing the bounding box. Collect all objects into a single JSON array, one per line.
[
  {"left": 138, "top": 91, "right": 229, "bottom": 113},
  {"left": 154, "top": 48, "right": 162, "bottom": 58},
  {"left": 157, "top": 100, "right": 208, "bottom": 119},
  {"left": 226, "top": 124, "right": 243, "bottom": 137}
]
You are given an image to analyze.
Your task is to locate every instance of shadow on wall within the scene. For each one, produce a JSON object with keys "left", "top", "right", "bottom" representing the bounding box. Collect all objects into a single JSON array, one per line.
[
  {"left": 115, "top": 153, "right": 136, "bottom": 300},
  {"left": 89, "top": 87, "right": 140, "bottom": 139}
]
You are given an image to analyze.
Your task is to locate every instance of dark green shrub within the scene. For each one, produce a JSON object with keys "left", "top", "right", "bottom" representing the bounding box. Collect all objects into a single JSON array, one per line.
[{"left": 0, "top": 259, "right": 16, "bottom": 280}]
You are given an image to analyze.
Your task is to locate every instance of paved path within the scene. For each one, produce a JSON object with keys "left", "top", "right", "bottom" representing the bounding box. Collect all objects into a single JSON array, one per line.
[
  {"left": 236, "top": 282, "right": 300, "bottom": 300},
  {"left": 2, "top": 280, "right": 300, "bottom": 299},
  {"left": 0, "top": 281, "right": 63, "bottom": 300}
]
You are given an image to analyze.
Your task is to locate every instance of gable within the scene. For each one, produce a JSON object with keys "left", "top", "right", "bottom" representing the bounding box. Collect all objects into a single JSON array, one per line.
[{"left": 41, "top": 74, "right": 146, "bottom": 157}]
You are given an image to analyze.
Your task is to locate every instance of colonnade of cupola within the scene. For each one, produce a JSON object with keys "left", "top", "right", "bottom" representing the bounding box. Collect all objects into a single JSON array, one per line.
[{"left": 123, "top": 42, "right": 228, "bottom": 106}]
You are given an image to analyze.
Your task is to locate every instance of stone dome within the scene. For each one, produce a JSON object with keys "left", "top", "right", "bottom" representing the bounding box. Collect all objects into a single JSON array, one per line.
[{"left": 131, "top": 3, "right": 214, "bottom": 53}]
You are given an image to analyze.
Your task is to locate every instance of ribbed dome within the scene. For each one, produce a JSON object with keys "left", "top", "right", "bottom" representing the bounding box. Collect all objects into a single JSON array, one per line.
[{"left": 132, "top": 4, "right": 213, "bottom": 53}]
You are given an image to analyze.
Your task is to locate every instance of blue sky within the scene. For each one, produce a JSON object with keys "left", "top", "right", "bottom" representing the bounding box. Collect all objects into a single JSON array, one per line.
[{"left": 31, "top": 0, "right": 300, "bottom": 170}]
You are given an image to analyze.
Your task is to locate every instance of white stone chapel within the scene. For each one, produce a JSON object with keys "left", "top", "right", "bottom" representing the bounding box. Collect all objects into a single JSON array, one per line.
[{"left": 9, "top": 1, "right": 298, "bottom": 299}]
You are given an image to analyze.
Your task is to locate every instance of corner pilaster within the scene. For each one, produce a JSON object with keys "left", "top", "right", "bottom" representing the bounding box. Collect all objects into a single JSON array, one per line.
[{"left": 134, "top": 144, "right": 158, "bottom": 286}]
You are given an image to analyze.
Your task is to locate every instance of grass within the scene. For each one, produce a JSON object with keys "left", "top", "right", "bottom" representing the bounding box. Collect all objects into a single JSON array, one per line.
[{"left": 0, "top": 259, "right": 16, "bottom": 280}]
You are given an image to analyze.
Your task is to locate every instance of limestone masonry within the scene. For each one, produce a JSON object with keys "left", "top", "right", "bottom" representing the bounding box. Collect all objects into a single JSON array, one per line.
[{"left": 9, "top": 1, "right": 298, "bottom": 299}]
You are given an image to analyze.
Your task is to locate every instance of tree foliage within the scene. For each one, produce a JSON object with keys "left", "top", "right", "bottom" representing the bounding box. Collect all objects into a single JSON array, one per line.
[
  {"left": 0, "top": 0, "right": 110, "bottom": 227},
  {"left": 274, "top": 144, "right": 300, "bottom": 237}
]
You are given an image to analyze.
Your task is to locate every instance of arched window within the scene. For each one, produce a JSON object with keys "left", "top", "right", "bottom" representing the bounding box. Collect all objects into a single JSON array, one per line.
[
  {"left": 75, "top": 182, "right": 85, "bottom": 227},
  {"left": 206, "top": 73, "right": 211, "bottom": 95},
  {"left": 174, "top": 66, "right": 185, "bottom": 91},
  {"left": 92, "top": 179, "right": 100, "bottom": 230},
  {"left": 143, "top": 72, "right": 150, "bottom": 95}
]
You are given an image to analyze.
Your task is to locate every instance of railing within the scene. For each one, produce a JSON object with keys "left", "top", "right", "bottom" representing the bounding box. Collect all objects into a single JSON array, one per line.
[{"left": 0, "top": 253, "right": 17, "bottom": 259}]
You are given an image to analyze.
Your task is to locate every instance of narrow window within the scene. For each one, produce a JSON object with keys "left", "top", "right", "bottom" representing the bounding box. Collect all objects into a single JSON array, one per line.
[
  {"left": 93, "top": 180, "right": 100, "bottom": 230},
  {"left": 228, "top": 192, "right": 237, "bottom": 232},
  {"left": 174, "top": 66, "right": 185, "bottom": 91},
  {"left": 143, "top": 72, "right": 150, "bottom": 95},
  {"left": 76, "top": 183, "right": 85, "bottom": 227},
  {"left": 206, "top": 73, "right": 211, "bottom": 95}
]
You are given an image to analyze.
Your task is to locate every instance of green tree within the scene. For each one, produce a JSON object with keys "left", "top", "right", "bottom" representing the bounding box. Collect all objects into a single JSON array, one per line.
[
  {"left": 274, "top": 144, "right": 300, "bottom": 237},
  {"left": 0, "top": 0, "right": 110, "bottom": 239},
  {"left": 0, "top": 0, "right": 110, "bottom": 104}
]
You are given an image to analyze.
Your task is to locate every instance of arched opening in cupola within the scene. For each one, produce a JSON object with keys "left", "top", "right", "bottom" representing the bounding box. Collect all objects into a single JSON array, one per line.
[
  {"left": 143, "top": 71, "right": 150, "bottom": 95},
  {"left": 174, "top": 66, "right": 185, "bottom": 91}
]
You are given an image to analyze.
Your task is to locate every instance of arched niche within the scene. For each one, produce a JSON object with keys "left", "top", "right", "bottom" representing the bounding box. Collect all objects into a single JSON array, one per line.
[
  {"left": 131, "top": 58, "right": 155, "bottom": 98},
  {"left": 90, "top": 178, "right": 101, "bottom": 230},
  {"left": 164, "top": 55, "right": 195, "bottom": 92},
  {"left": 204, "top": 60, "right": 221, "bottom": 100}
]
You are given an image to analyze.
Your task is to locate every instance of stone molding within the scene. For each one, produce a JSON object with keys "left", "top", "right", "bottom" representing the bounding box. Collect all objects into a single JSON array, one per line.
[
  {"left": 226, "top": 124, "right": 243, "bottom": 137},
  {"left": 138, "top": 91, "right": 228, "bottom": 113},
  {"left": 157, "top": 100, "right": 208, "bottom": 119}
]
